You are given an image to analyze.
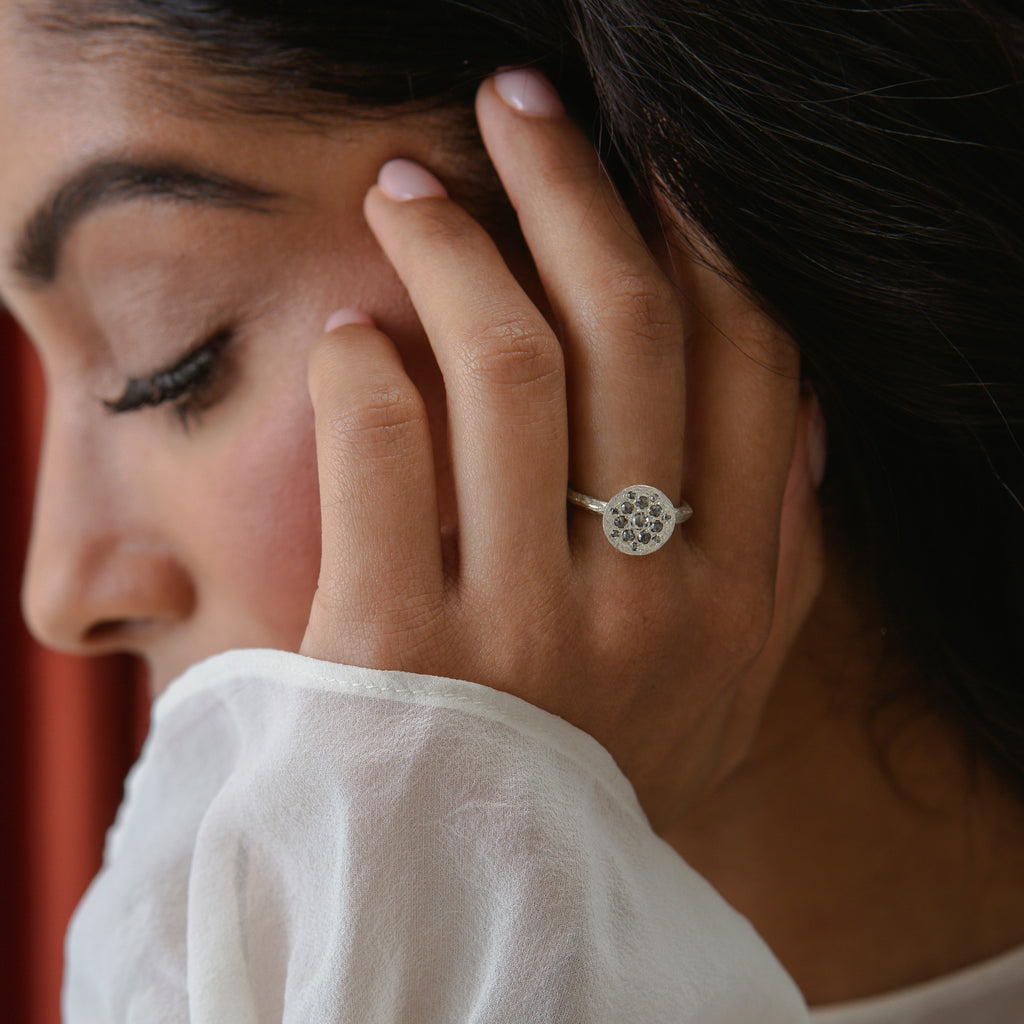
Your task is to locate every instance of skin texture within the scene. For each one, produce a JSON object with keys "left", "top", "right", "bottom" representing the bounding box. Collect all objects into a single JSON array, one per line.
[
  {"left": 2, "top": 38, "right": 463, "bottom": 692},
  {"left": 3, "top": 5, "right": 1024, "bottom": 1006}
]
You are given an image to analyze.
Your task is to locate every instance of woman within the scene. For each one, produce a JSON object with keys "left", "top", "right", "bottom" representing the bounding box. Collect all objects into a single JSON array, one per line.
[{"left": 1, "top": 0, "right": 1022, "bottom": 1020}]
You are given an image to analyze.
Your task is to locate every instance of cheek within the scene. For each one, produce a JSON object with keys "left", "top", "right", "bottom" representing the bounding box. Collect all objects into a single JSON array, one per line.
[
  {"left": 153, "top": 259, "right": 447, "bottom": 654},
  {"left": 182, "top": 391, "right": 322, "bottom": 651}
]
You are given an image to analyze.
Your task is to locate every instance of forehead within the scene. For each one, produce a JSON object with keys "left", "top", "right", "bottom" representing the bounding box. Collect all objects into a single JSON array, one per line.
[
  {"left": 0, "top": 3, "right": 495, "bottom": 320},
  {"left": 0, "top": 10, "right": 458, "bottom": 296},
  {"left": 0, "top": 10, "right": 342, "bottom": 199}
]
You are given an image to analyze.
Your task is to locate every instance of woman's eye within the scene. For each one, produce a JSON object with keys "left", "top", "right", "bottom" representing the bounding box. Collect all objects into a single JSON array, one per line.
[{"left": 104, "top": 328, "right": 235, "bottom": 427}]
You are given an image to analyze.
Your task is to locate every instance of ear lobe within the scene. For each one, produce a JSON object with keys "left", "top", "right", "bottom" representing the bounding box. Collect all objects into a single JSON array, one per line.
[
  {"left": 781, "top": 387, "right": 827, "bottom": 521},
  {"left": 807, "top": 387, "right": 828, "bottom": 490},
  {"left": 774, "top": 386, "right": 828, "bottom": 637}
]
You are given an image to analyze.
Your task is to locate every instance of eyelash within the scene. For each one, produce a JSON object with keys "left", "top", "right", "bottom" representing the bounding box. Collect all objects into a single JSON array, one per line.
[{"left": 104, "top": 328, "right": 234, "bottom": 427}]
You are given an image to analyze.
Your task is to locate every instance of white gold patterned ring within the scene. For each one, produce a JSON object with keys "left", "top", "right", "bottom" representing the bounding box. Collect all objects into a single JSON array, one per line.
[{"left": 568, "top": 484, "right": 693, "bottom": 555}]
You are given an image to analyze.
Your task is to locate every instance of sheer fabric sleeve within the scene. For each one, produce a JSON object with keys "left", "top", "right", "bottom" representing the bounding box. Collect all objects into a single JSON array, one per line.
[{"left": 63, "top": 648, "right": 810, "bottom": 1023}]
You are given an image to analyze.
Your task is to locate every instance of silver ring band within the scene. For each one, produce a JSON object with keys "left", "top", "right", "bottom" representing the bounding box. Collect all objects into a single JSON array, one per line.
[{"left": 568, "top": 484, "right": 692, "bottom": 555}]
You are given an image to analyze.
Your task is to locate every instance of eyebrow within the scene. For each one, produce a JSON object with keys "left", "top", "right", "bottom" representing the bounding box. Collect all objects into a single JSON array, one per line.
[{"left": 11, "top": 157, "right": 284, "bottom": 285}]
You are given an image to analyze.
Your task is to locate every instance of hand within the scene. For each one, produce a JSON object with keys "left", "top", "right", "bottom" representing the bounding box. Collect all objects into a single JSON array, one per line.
[{"left": 301, "top": 69, "right": 825, "bottom": 830}]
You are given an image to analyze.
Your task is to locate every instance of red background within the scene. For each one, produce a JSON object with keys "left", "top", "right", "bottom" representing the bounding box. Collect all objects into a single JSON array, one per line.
[{"left": 1, "top": 312, "right": 149, "bottom": 1023}]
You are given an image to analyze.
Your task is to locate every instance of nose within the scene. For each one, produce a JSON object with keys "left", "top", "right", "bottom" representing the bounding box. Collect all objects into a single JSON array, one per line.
[{"left": 21, "top": 410, "right": 195, "bottom": 654}]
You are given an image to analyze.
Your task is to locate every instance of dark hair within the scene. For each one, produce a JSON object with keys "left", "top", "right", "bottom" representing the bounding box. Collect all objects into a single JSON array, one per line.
[{"left": 28, "top": 0, "right": 1024, "bottom": 794}]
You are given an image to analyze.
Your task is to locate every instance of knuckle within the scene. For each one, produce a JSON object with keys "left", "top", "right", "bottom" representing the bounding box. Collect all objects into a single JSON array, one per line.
[
  {"left": 322, "top": 380, "right": 425, "bottom": 460},
  {"left": 598, "top": 266, "right": 681, "bottom": 339},
  {"left": 584, "top": 267, "right": 683, "bottom": 371},
  {"left": 457, "top": 315, "right": 563, "bottom": 394}
]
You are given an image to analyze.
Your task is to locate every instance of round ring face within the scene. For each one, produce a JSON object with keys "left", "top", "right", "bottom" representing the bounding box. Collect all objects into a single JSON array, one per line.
[{"left": 602, "top": 485, "right": 676, "bottom": 555}]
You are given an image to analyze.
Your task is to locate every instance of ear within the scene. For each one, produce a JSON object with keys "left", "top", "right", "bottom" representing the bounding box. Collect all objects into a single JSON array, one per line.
[{"left": 759, "top": 383, "right": 829, "bottom": 690}]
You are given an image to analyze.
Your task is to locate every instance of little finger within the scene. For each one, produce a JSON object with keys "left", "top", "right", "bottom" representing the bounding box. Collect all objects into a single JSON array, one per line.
[{"left": 301, "top": 312, "right": 445, "bottom": 666}]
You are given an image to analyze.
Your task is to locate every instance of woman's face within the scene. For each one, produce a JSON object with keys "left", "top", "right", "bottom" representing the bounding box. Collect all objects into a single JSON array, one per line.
[{"left": 0, "top": 14, "right": 466, "bottom": 694}]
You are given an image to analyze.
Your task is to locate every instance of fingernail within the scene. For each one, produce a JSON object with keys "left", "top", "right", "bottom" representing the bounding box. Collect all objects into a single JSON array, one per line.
[
  {"left": 807, "top": 390, "right": 827, "bottom": 489},
  {"left": 377, "top": 159, "right": 448, "bottom": 201},
  {"left": 493, "top": 68, "right": 564, "bottom": 116},
  {"left": 324, "top": 307, "right": 374, "bottom": 333}
]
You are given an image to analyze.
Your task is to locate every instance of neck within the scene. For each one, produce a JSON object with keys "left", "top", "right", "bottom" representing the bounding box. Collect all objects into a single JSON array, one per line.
[{"left": 663, "top": 571, "right": 1024, "bottom": 1007}]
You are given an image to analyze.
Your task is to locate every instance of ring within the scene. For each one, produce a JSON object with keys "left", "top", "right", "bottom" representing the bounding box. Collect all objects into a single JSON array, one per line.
[{"left": 568, "top": 484, "right": 693, "bottom": 555}]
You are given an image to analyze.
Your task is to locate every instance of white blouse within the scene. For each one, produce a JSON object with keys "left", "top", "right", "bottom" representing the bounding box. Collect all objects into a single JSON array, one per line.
[{"left": 62, "top": 649, "right": 1022, "bottom": 1022}]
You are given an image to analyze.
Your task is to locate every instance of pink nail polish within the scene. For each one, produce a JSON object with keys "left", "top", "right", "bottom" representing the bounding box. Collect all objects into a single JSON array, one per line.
[
  {"left": 377, "top": 159, "right": 448, "bottom": 201},
  {"left": 493, "top": 68, "right": 564, "bottom": 116},
  {"left": 323, "top": 307, "right": 374, "bottom": 333}
]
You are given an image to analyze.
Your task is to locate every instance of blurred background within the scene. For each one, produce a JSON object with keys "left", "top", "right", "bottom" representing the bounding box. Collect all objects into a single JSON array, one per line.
[{"left": 1, "top": 311, "right": 149, "bottom": 1024}]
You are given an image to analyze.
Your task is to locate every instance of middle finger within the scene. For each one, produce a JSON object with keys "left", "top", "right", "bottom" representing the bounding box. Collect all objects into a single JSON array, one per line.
[{"left": 476, "top": 70, "right": 688, "bottom": 539}]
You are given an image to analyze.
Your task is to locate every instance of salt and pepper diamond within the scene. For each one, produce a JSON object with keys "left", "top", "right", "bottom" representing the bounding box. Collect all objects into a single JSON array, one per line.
[{"left": 602, "top": 485, "right": 677, "bottom": 555}]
